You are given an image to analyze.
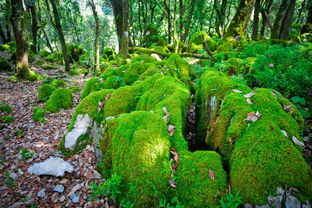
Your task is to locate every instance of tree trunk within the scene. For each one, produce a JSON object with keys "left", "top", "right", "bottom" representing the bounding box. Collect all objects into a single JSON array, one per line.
[
  {"left": 279, "top": 0, "right": 296, "bottom": 39},
  {"left": 10, "top": 0, "right": 30, "bottom": 78},
  {"left": 182, "top": 0, "right": 196, "bottom": 43},
  {"left": 252, "top": 0, "right": 261, "bottom": 40},
  {"left": 90, "top": 0, "right": 100, "bottom": 73},
  {"left": 307, "top": 0, "right": 312, "bottom": 24},
  {"left": 49, "top": 0, "right": 70, "bottom": 71},
  {"left": 224, "top": 0, "right": 255, "bottom": 39},
  {"left": 271, "top": 0, "right": 296, "bottom": 39},
  {"left": 164, "top": 0, "right": 172, "bottom": 43},
  {"left": 110, "top": 0, "right": 129, "bottom": 58},
  {"left": 0, "top": 26, "right": 8, "bottom": 43},
  {"left": 220, "top": 0, "right": 228, "bottom": 35},
  {"left": 260, "top": 0, "right": 273, "bottom": 39},
  {"left": 29, "top": 3, "right": 38, "bottom": 53}
]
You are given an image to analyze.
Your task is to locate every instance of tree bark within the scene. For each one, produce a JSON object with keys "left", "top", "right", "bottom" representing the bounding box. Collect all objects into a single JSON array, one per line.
[
  {"left": 29, "top": 2, "right": 38, "bottom": 53},
  {"left": 182, "top": 0, "right": 196, "bottom": 43},
  {"left": 164, "top": 0, "right": 172, "bottom": 43},
  {"left": 110, "top": 0, "right": 129, "bottom": 58},
  {"left": 49, "top": 0, "right": 70, "bottom": 71},
  {"left": 0, "top": 26, "right": 8, "bottom": 43},
  {"left": 90, "top": 0, "right": 100, "bottom": 73},
  {"left": 224, "top": 0, "right": 255, "bottom": 39},
  {"left": 252, "top": 0, "right": 261, "bottom": 40},
  {"left": 307, "top": 0, "right": 312, "bottom": 24},
  {"left": 279, "top": 0, "right": 296, "bottom": 39},
  {"left": 10, "top": 0, "right": 30, "bottom": 78}
]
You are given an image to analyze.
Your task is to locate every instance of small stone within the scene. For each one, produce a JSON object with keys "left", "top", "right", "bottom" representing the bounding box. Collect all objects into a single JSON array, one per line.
[
  {"left": 37, "top": 188, "right": 46, "bottom": 198},
  {"left": 255, "top": 205, "right": 270, "bottom": 208},
  {"left": 244, "top": 204, "right": 253, "bottom": 208},
  {"left": 71, "top": 193, "right": 80, "bottom": 203},
  {"left": 54, "top": 184, "right": 65, "bottom": 193},
  {"left": 9, "top": 172, "right": 18, "bottom": 180},
  {"left": 60, "top": 195, "right": 66, "bottom": 202},
  {"left": 285, "top": 193, "right": 301, "bottom": 208},
  {"left": 68, "top": 184, "right": 82, "bottom": 197},
  {"left": 276, "top": 187, "right": 285, "bottom": 196}
]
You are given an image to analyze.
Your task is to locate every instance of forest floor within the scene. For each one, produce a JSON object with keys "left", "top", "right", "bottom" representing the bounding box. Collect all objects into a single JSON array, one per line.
[{"left": 0, "top": 66, "right": 110, "bottom": 208}]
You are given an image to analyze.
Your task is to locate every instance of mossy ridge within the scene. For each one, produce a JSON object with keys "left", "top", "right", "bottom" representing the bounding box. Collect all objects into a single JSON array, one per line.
[
  {"left": 197, "top": 70, "right": 312, "bottom": 204},
  {"left": 38, "top": 84, "right": 56, "bottom": 100},
  {"left": 45, "top": 88, "right": 73, "bottom": 113},
  {"left": 175, "top": 151, "right": 227, "bottom": 207},
  {"left": 99, "top": 111, "right": 171, "bottom": 207},
  {"left": 80, "top": 77, "right": 106, "bottom": 99},
  {"left": 189, "top": 31, "right": 217, "bottom": 52}
]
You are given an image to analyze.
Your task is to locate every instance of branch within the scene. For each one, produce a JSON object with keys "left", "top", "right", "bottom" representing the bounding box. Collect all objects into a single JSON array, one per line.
[{"left": 129, "top": 47, "right": 211, "bottom": 59}]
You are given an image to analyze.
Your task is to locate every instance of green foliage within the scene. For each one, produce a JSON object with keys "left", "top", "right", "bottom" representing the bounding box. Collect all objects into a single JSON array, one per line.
[
  {"left": 217, "top": 192, "right": 243, "bottom": 208},
  {"left": 33, "top": 108, "right": 46, "bottom": 123},
  {"left": 245, "top": 43, "right": 312, "bottom": 100},
  {"left": 0, "top": 57, "right": 11, "bottom": 71},
  {"left": 89, "top": 174, "right": 124, "bottom": 201},
  {"left": 158, "top": 197, "right": 185, "bottom": 208},
  {"left": 51, "top": 79, "right": 67, "bottom": 88},
  {"left": 18, "top": 148, "right": 35, "bottom": 160},
  {"left": 45, "top": 88, "right": 73, "bottom": 113},
  {"left": 0, "top": 103, "right": 13, "bottom": 114},
  {"left": 290, "top": 96, "right": 310, "bottom": 118},
  {"left": 26, "top": 70, "right": 42, "bottom": 81},
  {"left": 7, "top": 75, "right": 18, "bottom": 83},
  {"left": 4, "top": 172, "right": 16, "bottom": 188},
  {"left": 0, "top": 103, "right": 14, "bottom": 124},
  {"left": 38, "top": 84, "right": 56, "bottom": 100},
  {"left": 189, "top": 31, "right": 217, "bottom": 52}
]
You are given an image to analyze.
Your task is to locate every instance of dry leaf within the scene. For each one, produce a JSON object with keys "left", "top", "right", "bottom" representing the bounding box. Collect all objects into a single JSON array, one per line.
[
  {"left": 168, "top": 178, "right": 177, "bottom": 188},
  {"left": 271, "top": 91, "right": 277, "bottom": 98},
  {"left": 168, "top": 125, "right": 175, "bottom": 136},
  {"left": 246, "top": 99, "right": 253, "bottom": 104},
  {"left": 98, "top": 100, "right": 104, "bottom": 112},
  {"left": 244, "top": 93, "right": 256, "bottom": 98},
  {"left": 232, "top": 89, "right": 242, "bottom": 93},
  {"left": 162, "top": 106, "right": 170, "bottom": 123},
  {"left": 209, "top": 169, "right": 215, "bottom": 180},
  {"left": 244, "top": 111, "right": 261, "bottom": 122},
  {"left": 292, "top": 136, "right": 304, "bottom": 147},
  {"left": 170, "top": 148, "right": 178, "bottom": 162},
  {"left": 283, "top": 105, "right": 292, "bottom": 110},
  {"left": 281, "top": 130, "right": 288, "bottom": 137}
]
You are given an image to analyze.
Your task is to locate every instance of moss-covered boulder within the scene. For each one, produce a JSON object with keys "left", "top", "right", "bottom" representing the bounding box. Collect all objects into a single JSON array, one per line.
[
  {"left": 189, "top": 31, "right": 217, "bottom": 52},
  {"left": 33, "top": 108, "right": 46, "bottom": 122},
  {"left": 196, "top": 70, "right": 312, "bottom": 204},
  {"left": 25, "top": 70, "right": 42, "bottom": 81},
  {"left": 80, "top": 77, "right": 105, "bottom": 99},
  {"left": 38, "top": 84, "right": 56, "bottom": 100},
  {"left": 45, "top": 88, "right": 73, "bottom": 113},
  {"left": 51, "top": 79, "right": 67, "bottom": 88},
  {"left": 0, "top": 103, "right": 14, "bottom": 124}
]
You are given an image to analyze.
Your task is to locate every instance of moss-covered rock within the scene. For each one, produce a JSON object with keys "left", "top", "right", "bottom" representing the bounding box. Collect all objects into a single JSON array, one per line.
[
  {"left": 189, "top": 31, "right": 217, "bottom": 52},
  {"left": 0, "top": 115, "right": 14, "bottom": 123},
  {"left": 0, "top": 103, "right": 14, "bottom": 124},
  {"left": 196, "top": 70, "right": 312, "bottom": 204},
  {"left": 0, "top": 103, "right": 13, "bottom": 114},
  {"left": 25, "top": 70, "right": 42, "bottom": 81},
  {"left": 45, "top": 88, "right": 73, "bottom": 113},
  {"left": 51, "top": 79, "right": 67, "bottom": 88},
  {"left": 44, "top": 52, "right": 63, "bottom": 63},
  {"left": 33, "top": 107, "right": 46, "bottom": 122},
  {"left": 38, "top": 84, "right": 56, "bottom": 100},
  {"left": 80, "top": 77, "right": 105, "bottom": 99}
]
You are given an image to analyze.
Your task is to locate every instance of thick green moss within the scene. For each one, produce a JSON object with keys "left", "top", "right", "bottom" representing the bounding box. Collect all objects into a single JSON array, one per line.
[
  {"left": 176, "top": 151, "right": 227, "bottom": 207},
  {"left": 99, "top": 111, "right": 171, "bottom": 207},
  {"left": 38, "top": 84, "right": 56, "bottom": 100},
  {"left": 45, "top": 52, "right": 63, "bottom": 63},
  {"left": 197, "top": 70, "right": 312, "bottom": 204},
  {"left": 80, "top": 77, "right": 105, "bottom": 99},
  {"left": 51, "top": 79, "right": 67, "bottom": 88},
  {"left": 45, "top": 88, "right": 73, "bottom": 113},
  {"left": 26, "top": 70, "right": 41, "bottom": 81},
  {"left": 0, "top": 103, "right": 13, "bottom": 114},
  {"left": 189, "top": 31, "right": 217, "bottom": 52},
  {"left": 0, "top": 115, "right": 14, "bottom": 123},
  {"left": 33, "top": 108, "right": 46, "bottom": 122}
]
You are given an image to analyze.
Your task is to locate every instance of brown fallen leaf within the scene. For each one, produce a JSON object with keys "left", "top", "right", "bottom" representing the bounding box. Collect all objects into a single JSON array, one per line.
[
  {"left": 292, "top": 136, "right": 304, "bottom": 147},
  {"left": 244, "top": 93, "right": 256, "bottom": 98},
  {"left": 162, "top": 106, "right": 170, "bottom": 123},
  {"left": 244, "top": 111, "right": 261, "bottom": 122},
  {"left": 168, "top": 125, "right": 175, "bottom": 136},
  {"left": 170, "top": 148, "right": 178, "bottom": 162},
  {"left": 98, "top": 93, "right": 111, "bottom": 112},
  {"left": 271, "top": 91, "right": 277, "bottom": 98},
  {"left": 209, "top": 169, "right": 215, "bottom": 180},
  {"left": 283, "top": 105, "right": 292, "bottom": 110},
  {"left": 246, "top": 99, "right": 253, "bottom": 104},
  {"left": 232, "top": 89, "right": 242, "bottom": 93},
  {"left": 168, "top": 178, "right": 177, "bottom": 188}
]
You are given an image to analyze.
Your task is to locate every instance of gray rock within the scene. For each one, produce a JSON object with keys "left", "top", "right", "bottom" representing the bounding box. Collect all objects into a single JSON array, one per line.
[
  {"left": 9, "top": 172, "right": 18, "bottom": 180},
  {"left": 276, "top": 187, "right": 285, "bottom": 196},
  {"left": 8, "top": 202, "right": 24, "bottom": 208},
  {"left": 255, "top": 205, "right": 270, "bottom": 208},
  {"left": 37, "top": 188, "right": 46, "bottom": 198},
  {"left": 285, "top": 194, "right": 301, "bottom": 208},
  {"left": 60, "top": 195, "right": 66, "bottom": 202},
  {"left": 244, "top": 204, "right": 253, "bottom": 208},
  {"left": 28, "top": 157, "right": 74, "bottom": 177},
  {"left": 71, "top": 193, "right": 80, "bottom": 203},
  {"left": 65, "top": 114, "right": 93, "bottom": 149},
  {"left": 68, "top": 184, "right": 82, "bottom": 197},
  {"left": 53, "top": 184, "right": 65, "bottom": 193}
]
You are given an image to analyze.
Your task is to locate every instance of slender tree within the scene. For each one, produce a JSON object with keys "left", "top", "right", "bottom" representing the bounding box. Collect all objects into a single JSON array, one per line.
[
  {"left": 10, "top": 0, "right": 30, "bottom": 78},
  {"left": 49, "top": 0, "right": 70, "bottom": 71},
  {"left": 252, "top": 0, "right": 261, "bottom": 40},
  {"left": 110, "top": 0, "right": 129, "bottom": 58},
  {"left": 29, "top": 0, "right": 38, "bottom": 52},
  {"left": 89, "top": 0, "right": 100, "bottom": 72}
]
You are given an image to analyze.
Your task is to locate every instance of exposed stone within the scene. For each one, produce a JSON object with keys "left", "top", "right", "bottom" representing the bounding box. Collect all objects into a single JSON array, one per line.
[
  {"left": 71, "top": 193, "right": 80, "bottom": 203},
  {"left": 68, "top": 184, "right": 81, "bottom": 197},
  {"left": 65, "top": 114, "right": 93, "bottom": 149},
  {"left": 285, "top": 194, "right": 301, "bottom": 208},
  {"left": 53, "top": 184, "right": 65, "bottom": 193},
  {"left": 60, "top": 195, "right": 66, "bottom": 202},
  {"left": 28, "top": 157, "right": 74, "bottom": 177},
  {"left": 37, "top": 188, "right": 46, "bottom": 198}
]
